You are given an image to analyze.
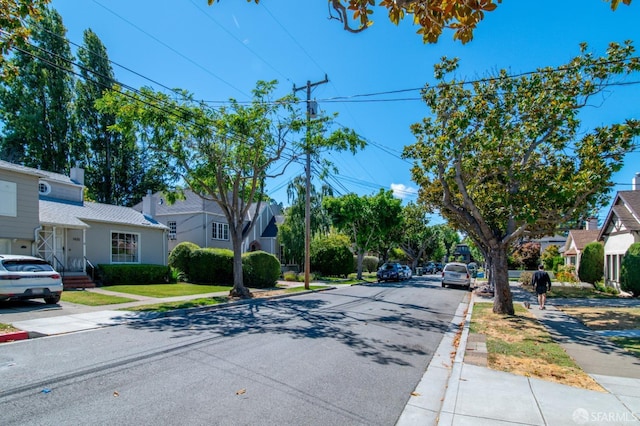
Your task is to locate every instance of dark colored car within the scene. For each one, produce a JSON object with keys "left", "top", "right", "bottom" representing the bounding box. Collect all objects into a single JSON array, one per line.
[{"left": 377, "top": 262, "right": 403, "bottom": 282}]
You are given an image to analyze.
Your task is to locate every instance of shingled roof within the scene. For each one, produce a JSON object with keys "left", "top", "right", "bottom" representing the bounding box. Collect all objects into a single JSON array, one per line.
[{"left": 598, "top": 190, "right": 640, "bottom": 239}]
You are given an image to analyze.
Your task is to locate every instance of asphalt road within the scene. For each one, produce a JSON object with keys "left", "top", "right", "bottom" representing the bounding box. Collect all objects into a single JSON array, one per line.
[{"left": 0, "top": 276, "right": 467, "bottom": 426}]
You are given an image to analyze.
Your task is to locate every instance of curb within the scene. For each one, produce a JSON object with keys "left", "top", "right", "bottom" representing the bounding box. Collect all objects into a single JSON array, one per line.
[{"left": 0, "top": 330, "right": 29, "bottom": 343}]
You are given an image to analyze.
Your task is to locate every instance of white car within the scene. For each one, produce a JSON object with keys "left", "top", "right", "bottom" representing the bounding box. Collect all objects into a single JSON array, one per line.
[
  {"left": 0, "top": 255, "right": 63, "bottom": 304},
  {"left": 401, "top": 265, "right": 412, "bottom": 280},
  {"left": 441, "top": 262, "right": 471, "bottom": 290}
]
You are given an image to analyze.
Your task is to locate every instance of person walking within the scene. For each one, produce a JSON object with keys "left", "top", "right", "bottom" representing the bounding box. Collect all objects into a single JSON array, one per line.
[{"left": 531, "top": 264, "right": 552, "bottom": 309}]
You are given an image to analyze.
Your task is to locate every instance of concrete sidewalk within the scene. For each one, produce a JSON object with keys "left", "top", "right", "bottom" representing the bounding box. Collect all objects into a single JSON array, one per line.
[{"left": 398, "top": 285, "right": 640, "bottom": 425}]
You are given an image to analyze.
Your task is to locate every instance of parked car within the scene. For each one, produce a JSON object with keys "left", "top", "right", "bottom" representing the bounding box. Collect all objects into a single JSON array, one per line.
[
  {"left": 0, "top": 255, "right": 63, "bottom": 304},
  {"left": 377, "top": 262, "right": 403, "bottom": 282},
  {"left": 401, "top": 265, "right": 412, "bottom": 280},
  {"left": 424, "top": 262, "right": 436, "bottom": 274},
  {"left": 467, "top": 262, "right": 478, "bottom": 278},
  {"left": 441, "top": 262, "right": 471, "bottom": 290}
]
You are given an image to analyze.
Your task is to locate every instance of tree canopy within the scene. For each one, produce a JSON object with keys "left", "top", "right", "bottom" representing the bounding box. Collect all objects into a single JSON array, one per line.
[
  {"left": 404, "top": 41, "right": 640, "bottom": 314},
  {"left": 208, "top": 0, "right": 632, "bottom": 44}
]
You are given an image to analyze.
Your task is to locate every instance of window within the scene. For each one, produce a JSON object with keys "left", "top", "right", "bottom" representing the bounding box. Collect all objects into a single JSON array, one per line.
[
  {"left": 0, "top": 180, "right": 17, "bottom": 217},
  {"left": 111, "top": 232, "right": 139, "bottom": 263},
  {"left": 212, "top": 222, "right": 229, "bottom": 240},
  {"left": 167, "top": 221, "right": 177, "bottom": 239},
  {"left": 38, "top": 181, "right": 51, "bottom": 195}
]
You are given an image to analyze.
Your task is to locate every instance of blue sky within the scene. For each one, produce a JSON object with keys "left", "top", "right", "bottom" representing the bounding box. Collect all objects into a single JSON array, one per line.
[{"left": 51, "top": 0, "right": 640, "bottom": 225}]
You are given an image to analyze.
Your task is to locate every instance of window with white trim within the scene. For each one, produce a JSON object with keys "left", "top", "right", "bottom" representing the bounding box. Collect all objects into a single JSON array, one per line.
[
  {"left": 167, "top": 221, "right": 177, "bottom": 239},
  {"left": 111, "top": 232, "right": 139, "bottom": 263},
  {"left": 212, "top": 222, "right": 229, "bottom": 240},
  {"left": 0, "top": 180, "right": 17, "bottom": 217}
]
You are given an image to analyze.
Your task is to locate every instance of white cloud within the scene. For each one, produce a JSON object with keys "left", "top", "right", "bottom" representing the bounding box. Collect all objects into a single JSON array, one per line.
[{"left": 390, "top": 183, "right": 417, "bottom": 199}]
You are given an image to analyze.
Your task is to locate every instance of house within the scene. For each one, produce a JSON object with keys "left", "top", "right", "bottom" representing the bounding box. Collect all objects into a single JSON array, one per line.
[
  {"left": 0, "top": 160, "right": 168, "bottom": 287},
  {"left": 132, "top": 189, "right": 283, "bottom": 261},
  {"left": 598, "top": 174, "right": 640, "bottom": 289},
  {"left": 563, "top": 218, "right": 599, "bottom": 272}
]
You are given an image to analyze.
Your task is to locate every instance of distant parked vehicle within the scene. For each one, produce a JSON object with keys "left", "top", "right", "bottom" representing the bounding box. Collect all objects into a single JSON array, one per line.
[
  {"left": 0, "top": 255, "right": 63, "bottom": 304},
  {"left": 377, "top": 262, "right": 402, "bottom": 282},
  {"left": 441, "top": 262, "right": 471, "bottom": 290},
  {"left": 401, "top": 265, "right": 412, "bottom": 280},
  {"left": 424, "top": 262, "right": 438, "bottom": 274}
]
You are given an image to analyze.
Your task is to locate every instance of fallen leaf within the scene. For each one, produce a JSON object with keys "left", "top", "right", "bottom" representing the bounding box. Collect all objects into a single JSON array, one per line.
[
  {"left": 113, "top": 391, "right": 120, "bottom": 397},
  {"left": 236, "top": 388, "right": 246, "bottom": 395},
  {"left": 411, "top": 392, "right": 420, "bottom": 396}
]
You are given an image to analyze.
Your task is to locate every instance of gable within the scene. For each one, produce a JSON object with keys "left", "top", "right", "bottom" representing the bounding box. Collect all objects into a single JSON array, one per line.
[{"left": 599, "top": 191, "right": 640, "bottom": 240}]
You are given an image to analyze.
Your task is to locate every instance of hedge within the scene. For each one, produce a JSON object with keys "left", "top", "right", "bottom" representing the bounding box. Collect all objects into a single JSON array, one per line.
[{"left": 98, "top": 264, "right": 170, "bottom": 285}]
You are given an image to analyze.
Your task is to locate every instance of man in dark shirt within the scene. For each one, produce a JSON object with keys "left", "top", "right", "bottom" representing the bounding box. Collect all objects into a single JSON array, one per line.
[{"left": 531, "top": 264, "right": 552, "bottom": 309}]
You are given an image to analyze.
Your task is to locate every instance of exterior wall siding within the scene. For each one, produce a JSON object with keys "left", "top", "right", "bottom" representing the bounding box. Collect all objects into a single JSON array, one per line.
[
  {"left": 84, "top": 221, "right": 167, "bottom": 266},
  {"left": 0, "top": 169, "right": 40, "bottom": 241},
  {"left": 44, "top": 180, "right": 83, "bottom": 203}
]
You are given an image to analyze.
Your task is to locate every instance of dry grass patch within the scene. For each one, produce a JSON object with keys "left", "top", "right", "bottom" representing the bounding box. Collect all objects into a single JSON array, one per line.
[
  {"left": 559, "top": 307, "right": 640, "bottom": 331},
  {"left": 470, "top": 302, "right": 603, "bottom": 391}
]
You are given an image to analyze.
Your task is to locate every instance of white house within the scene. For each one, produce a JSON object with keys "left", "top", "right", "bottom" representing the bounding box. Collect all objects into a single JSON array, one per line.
[
  {"left": 598, "top": 175, "right": 640, "bottom": 288},
  {"left": 0, "top": 160, "right": 168, "bottom": 287},
  {"left": 563, "top": 218, "right": 599, "bottom": 272}
]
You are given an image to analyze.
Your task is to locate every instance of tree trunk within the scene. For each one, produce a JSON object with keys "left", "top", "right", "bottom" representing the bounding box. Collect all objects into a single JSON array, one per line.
[
  {"left": 356, "top": 249, "right": 365, "bottom": 280},
  {"left": 229, "top": 230, "right": 252, "bottom": 299},
  {"left": 491, "top": 247, "right": 514, "bottom": 315}
]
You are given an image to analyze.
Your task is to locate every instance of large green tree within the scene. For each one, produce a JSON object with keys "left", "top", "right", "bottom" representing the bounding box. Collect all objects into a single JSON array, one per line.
[
  {"left": 397, "top": 202, "right": 433, "bottom": 270},
  {"left": 209, "top": 0, "right": 631, "bottom": 44},
  {"left": 0, "top": 6, "right": 75, "bottom": 172},
  {"left": 0, "top": 0, "right": 51, "bottom": 76},
  {"left": 404, "top": 42, "right": 640, "bottom": 314},
  {"left": 324, "top": 189, "right": 403, "bottom": 279}
]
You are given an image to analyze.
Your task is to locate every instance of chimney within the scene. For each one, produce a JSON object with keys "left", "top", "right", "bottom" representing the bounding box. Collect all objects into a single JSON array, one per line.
[
  {"left": 585, "top": 217, "right": 598, "bottom": 231},
  {"left": 142, "top": 190, "right": 156, "bottom": 219},
  {"left": 633, "top": 172, "right": 640, "bottom": 191},
  {"left": 70, "top": 162, "right": 84, "bottom": 186}
]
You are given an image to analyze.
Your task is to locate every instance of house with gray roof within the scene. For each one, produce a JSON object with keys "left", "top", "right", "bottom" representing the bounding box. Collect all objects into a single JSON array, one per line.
[
  {"left": 132, "top": 189, "right": 283, "bottom": 262},
  {"left": 0, "top": 160, "right": 168, "bottom": 287},
  {"left": 598, "top": 179, "right": 640, "bottom": 289}
]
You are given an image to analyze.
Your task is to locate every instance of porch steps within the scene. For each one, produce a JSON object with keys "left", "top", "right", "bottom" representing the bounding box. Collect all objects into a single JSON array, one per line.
[{"left": 63, "top": 275, "right": 96, "bottom": 290}]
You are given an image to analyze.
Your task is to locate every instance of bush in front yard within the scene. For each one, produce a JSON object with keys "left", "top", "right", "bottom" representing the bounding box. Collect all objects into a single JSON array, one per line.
[
  {"left": 189, "top": 248, "right": 233, "bottom": 285},
  {"left": 168, "top": 242, "right": 200, "bottom": 280},
  {"left": 620, "top": 243, "right": 640, "bottom": 297},
  {"left": 98, "top": 264, "right": 170, "bottom": 285},
  {"left": 578, "top": 242, "right": 604, "bottom": 284},
  {"left": 362, "top": 256, "right": 379, "bottom": 273},
  {"left": 310, "top": 233, "right": 353, "bottom": 277},
  {"left": 242, "top": 251, "right": 281, "bottom": 289}
]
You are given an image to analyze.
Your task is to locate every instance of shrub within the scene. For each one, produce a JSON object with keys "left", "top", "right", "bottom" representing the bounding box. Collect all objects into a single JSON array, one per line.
[
  {"left": 242, "top": 251, "right": 281, "bottom": 289},
  {"left": 362, "top": 256, "right": 379, "bottom": 273},
  {"left": 578, "top": 242, "right": 604, "bottom": 284},
  {"left": 310, "top": 234, "right": 353, "bottom": 277},
  {"left": 555, "top": 265, "right": 577, "bottom": 283},
  {"left": 541, "top": 245, "right": 560, "bottom": 271},
  {"left": 519, "top": 271, "right": 533, "bottom": 286},
  {"left": 168, "top": 242, "right": 200, "bottom": 280},
  {"left": 189, "top": 248, "right": 233, "bottom": 285},
  {"left": 98, "top": 264, "right": 170, "bottom": 285},
  {"left": 620, "top": 243, "right": 640, "bottom": 297},
  {"left": 282, "top": 271, "right": 299, "bottom": 282}
]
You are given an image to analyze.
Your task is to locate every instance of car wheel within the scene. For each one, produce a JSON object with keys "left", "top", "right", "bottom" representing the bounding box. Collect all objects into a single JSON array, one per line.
[{"left": 45, "top": 294, "right": 60, "bottom": 304}]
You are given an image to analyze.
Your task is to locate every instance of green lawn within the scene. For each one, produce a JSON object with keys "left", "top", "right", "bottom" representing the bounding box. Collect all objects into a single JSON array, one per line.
[
  {"left": 62, "top": 291, "right": 135, "bottom": 306},
  {"left": 124, "top": 297, "right": 228, "bottom": 312},
  {"left": 104, "top": 283, "right": 231, "bottom": 298},
  {"left": 610, "top": 337, "right": 640, "bottom": 358}
]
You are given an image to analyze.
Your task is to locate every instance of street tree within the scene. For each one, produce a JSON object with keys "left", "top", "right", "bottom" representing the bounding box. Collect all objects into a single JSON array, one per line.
[
  {"left": 0, "top": 0, "right": 50, "bottom": 76},
  {"left": 398, "top": 202, "right": 432, "bottom": 270},
  {"left": 0, "top": 6, "right": 75, "bottom": 173},
  {"left": 208, "top": 0, "right": 631, "bottom": 44},
  {"left": 404, "top": 42, "right": 640, "bottom": 314},
  {"left": 324, "top": 189, "right": 403, "bottom": 280}
]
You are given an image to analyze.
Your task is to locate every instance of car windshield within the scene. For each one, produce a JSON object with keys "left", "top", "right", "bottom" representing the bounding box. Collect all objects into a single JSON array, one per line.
[
  {"left": 445, "top": 265, "right": 467, "bottom": 273},
  {"left": 382, "top": 264, "right": 396, "bottom": 270},
  {"left": 3, "top": 260, "right": 54, "bottom": 272}
]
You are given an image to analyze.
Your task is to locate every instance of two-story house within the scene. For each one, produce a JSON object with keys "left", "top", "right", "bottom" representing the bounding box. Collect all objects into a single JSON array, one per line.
[
  {"left": 0, "top": 160, "right": 168, "bottom": 287},
  {"left": 133, "top": 189, "right": 283, "bottom": 261}
]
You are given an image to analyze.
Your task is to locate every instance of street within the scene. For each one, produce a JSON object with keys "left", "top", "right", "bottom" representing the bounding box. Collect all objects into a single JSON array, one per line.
[{"left": 0, "top": 276, "right": 467, "bottom": 425}]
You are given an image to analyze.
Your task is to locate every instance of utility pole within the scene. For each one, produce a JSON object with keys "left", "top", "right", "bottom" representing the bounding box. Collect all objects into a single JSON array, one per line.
[{"left": 293, "top": 74, "right": 328, "bottom": 290}]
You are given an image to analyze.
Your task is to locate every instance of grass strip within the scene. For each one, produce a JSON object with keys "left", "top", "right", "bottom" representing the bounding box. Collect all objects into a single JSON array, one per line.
[
  {"left": 610, "top": 337, "right": 640, "bottom": 358},
  {"left": 1, "top": 323, "right": 20, "bottom": 334},
  {"left": 470, "top": 302, "right": 603, "bottom": 391},
  {"left": 123, "top": 297, "right": 228, "bottom": 313},
  {"left": 62, "top": 290, "right": 136, "bottom": 306},
  {"left": 103, "top": 283, "right": 231, "bottom": 298}
]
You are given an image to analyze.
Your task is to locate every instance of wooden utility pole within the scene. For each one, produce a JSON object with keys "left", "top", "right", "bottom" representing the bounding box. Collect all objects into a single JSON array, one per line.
[{"left": 293, "top": 75, "right": 328, "bottom": 289}]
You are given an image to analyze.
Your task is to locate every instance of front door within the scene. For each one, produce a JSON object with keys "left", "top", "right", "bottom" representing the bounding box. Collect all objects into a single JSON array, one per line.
[{"left": 66, "top": 229, "right": 84, "bottom": 272}]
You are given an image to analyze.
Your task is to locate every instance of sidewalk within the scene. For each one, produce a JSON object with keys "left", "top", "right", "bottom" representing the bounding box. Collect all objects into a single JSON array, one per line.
[{"left": 398, "top": 284, "right": 640, "bottom": 425}]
